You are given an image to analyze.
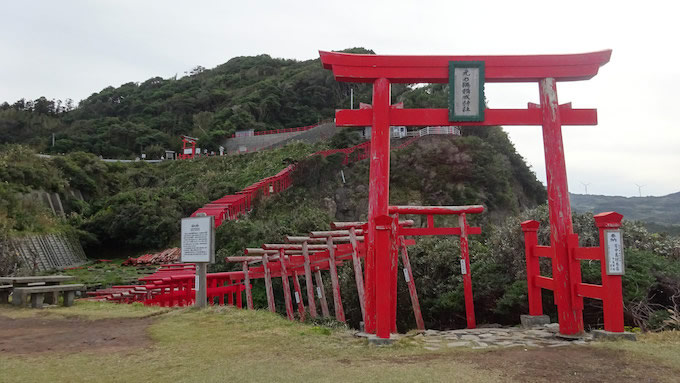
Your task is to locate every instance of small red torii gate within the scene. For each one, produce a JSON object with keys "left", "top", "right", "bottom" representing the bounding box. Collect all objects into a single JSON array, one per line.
[{"left": 320, "top": 49, "right": 612, "bottom": 339}]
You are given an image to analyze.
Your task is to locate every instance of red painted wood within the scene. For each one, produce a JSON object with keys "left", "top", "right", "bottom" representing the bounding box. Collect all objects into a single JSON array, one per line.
[
  {"left": 293, "top": 271, "right": 306, "bottom": 322},
  {"left": 459, "top": 214, "right": 476, "bottom": 329},
  {"left": 521, "top": 220, "right": 543, "bottom": 316},
  {"left": 365, "top": 77, "right": 392, "bottom": 337},
  {"left": 319, "top": 50, "right": 611, "bottom": 83},
  {"left": 326, "top": 237, "right": 346, "bottom": 322},
  {"left": 534, "top": 276, "right": 555, "bottom": 290},
  {"left": 534, "top": 246, "right": 555, "bottom": 259},
  {"left": 399, "top": 226, "right": 481, "bottom": 236},
  {"left": 262, "top": 255, "right": 276, "bottom": 313},
  {"left": 389, "top": 205, "right": 484, "bottom": 215},
  {"left": 594, "top": 212, "right": 624, "bottom": 332},
  {"left": 314, "top": 267, "right": 331, "bottom": 317},
  {"left": 539, "top": 77, "right": 582, "bottom": 335},
  {"left": 337, "top": 106, "right": 597, "bottom": 127},
  {"left": 302, "top": 241, "right": 318, "bottom": 318},
  {"left": 278, "top": 249, "right": 295, "bottom": 321},
  {"left": 399, "top": 238, "right": 425, "bottom": 330},
  {"left": 348, "top": 227, "right": 366, "bottom": 323},
  {"left": 568, "top": 233, "right": 584, "bottom": 312},
  {"left": 573, "top": 247, "right": 602, "bottom": 260},
  {"left": 575, "top": 283, "right": 604, "bottom": 300},
  {"left": 226, "top": 279, "right": 233, "bottom": 306},
  {"left": 390, "top": 215, "right": 399, "bottom": 334},
  {"left": 236, "top": 283, "right": 242, "bottom": 308}
]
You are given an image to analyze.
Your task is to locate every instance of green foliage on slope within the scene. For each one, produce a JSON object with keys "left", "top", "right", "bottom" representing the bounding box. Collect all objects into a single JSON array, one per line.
[
  {"left": 1, "top": 48, "right": 392, "bottom": 158},
  {"left": 0, "top": 142, "right": 321, "bottom": 255}
]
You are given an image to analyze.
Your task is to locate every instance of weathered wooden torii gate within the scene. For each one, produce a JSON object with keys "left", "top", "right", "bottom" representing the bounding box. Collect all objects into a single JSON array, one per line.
[{"left": 320, "top": 49, "right": 612, "bottom": 339}]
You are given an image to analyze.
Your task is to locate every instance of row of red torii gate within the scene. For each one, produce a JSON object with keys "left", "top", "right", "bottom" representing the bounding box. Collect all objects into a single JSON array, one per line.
[{"left": 162, "top": 49, "right": 626, "bottom": 340}]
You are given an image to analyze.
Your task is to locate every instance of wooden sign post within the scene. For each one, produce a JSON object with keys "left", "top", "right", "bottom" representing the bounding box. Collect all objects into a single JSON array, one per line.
[{"left": 181, "top": 215, "right": 215, "bottom": 308}]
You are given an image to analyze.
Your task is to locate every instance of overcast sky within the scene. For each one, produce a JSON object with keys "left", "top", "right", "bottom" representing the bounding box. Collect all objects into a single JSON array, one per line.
[{"left": 2, "top": 0, "right": 678, "bottom": 197}]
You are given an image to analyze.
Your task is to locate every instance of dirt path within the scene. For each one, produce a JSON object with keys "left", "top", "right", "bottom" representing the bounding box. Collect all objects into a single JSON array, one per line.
[
  {"left": 385, "top": 346, "right": 678, "bottom": 383},
  {"left": 467, "top": 346, "right": 679, "bottom": 383},
  {"left": 0, "top": 315, "right": 154, "bottom": 354}
]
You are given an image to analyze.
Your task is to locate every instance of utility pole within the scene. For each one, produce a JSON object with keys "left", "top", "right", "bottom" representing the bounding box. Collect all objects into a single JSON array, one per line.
[
  {"left": 580, "top": 182, "right": 590, "bottom": 195},
  {"left": 634, "top": 183, "right": 645, "bottom": 198}
]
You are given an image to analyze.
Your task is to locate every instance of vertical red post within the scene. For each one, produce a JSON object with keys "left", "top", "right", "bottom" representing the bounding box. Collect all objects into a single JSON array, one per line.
[
  {"left": 458, "top": 214, "right": 476, "bottom": 329},
  {"left": 326, "top": 237, "right": 346, "bottom": 322},
  {"left": 375, "top": 215, "right": 394, "bottom": 338},
  {"left": 399, "top": 238, "right": 425, "bottom": 330},
  {"left": 314, "top": 267, "right": 331, "bottom": 317},
  {"left": 262, "top": 254, "right": 276, "bottom": 313},
  {"left": 367, "top": 77, "right": 392, "bottom": 338},
  {"left": 521, "top": 220, "right": 543, "bottom": 315},
  {"left": 389, "top": 215, "right": 400, "bottom": 333},
  {"left": 236, "top": 285, "right": 243, "bottom": 308},
  {"left": 227, "top": 279, "right": 233, "bottom": 306},
  {"left": 293, "top": 271, "right": 306, "bottom": 322},
  {"left": 348, "top": 227, "right": 366, "bottom": 323},
  {"left": 302, "top": 241, "right": 318, "bottom": 318},
  {"left": 279, "top": 249, "right": 295, "bottom": 321},
  {"left": 594, "top": 212, "right": 625, "bottom": 332},
  {"left": 539, "top": 78, "right": 582, "bottom": 335},
  {"left": 243, "top": 261, "right": 254, "bottom": 310}
]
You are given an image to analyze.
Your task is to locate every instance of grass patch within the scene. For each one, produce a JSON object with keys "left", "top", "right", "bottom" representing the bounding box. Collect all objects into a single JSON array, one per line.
[
  {"left": 1, "top": 305, "right": 503, "bottom": 383},
  {"left": 594, "top": 330, "right": 680, "bottom": 370},
  {"left": 0, "top": 300, "right": 170, "bottom": 320}
]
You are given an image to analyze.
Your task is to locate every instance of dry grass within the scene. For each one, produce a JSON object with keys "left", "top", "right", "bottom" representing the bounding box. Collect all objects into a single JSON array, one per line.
[
  {"left": 3, "top": 302, "right": 680, "bottom": 383},
  {"left": 0, "top": 301, "right": 170, "bottom": 320},
  {"left": 1, "top": 303, "right": 504, "bottom": 383},
  {"left": 595, "top": 329, "right": 680, "bottom": 370}
]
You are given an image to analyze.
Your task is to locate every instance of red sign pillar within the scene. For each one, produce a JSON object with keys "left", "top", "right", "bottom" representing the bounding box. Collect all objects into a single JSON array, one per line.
[
  {"left": 366, "top": 77, "right": 392, "bottom": 337},
  {"left": 539, "top": 78, "right": 583, "bottom": 335},
  {"left": 594, "top": 212, "right": 625, "bottom": 332}
]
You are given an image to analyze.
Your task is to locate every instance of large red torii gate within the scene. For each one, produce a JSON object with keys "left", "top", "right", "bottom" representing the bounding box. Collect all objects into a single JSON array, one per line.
[{"left": 320, "top": 49, "right": 612, "bottom": 339}]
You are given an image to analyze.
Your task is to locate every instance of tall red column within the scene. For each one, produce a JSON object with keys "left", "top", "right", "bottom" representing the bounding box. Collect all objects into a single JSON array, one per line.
[
  {"left": 366, "top": 78, "right": 392, "bottom": 338},
  {"left": 539, "top": 78, "right": 583, "bottom": 335},
  {"left": 459, "top": 213, "right": 476, "bottom": 329}
]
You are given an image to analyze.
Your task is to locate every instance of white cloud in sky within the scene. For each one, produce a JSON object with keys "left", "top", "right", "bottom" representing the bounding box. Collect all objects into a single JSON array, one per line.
[{"left": 1, "top": 0, "right": 678, "bottom": 197}]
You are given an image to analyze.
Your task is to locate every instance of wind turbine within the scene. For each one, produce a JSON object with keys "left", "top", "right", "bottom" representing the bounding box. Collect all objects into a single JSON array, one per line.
[
  {"left": 634, "top": 183, "right": 645, "bottom": 197},
  {"left": 580, "top": 182, "right": 591, "bottom": 195}
]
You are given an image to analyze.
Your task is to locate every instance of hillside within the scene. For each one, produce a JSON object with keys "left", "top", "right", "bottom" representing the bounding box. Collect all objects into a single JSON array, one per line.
[
  {"left": 571, "top": 192, "right": 680, "bottom": 234},
  {"left": 0, "top": 48, "right": 416, "bottom": 158}
]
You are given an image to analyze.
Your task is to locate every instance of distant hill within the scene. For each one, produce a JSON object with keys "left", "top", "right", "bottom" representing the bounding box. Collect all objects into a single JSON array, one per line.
[{"left": 570, "top": 192, "right": 680, "bottom": 235}]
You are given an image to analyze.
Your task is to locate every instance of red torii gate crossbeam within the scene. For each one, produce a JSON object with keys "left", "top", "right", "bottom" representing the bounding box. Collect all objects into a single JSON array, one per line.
[{"left": 320, "top": 49, "right": 612, "bottom": 339}]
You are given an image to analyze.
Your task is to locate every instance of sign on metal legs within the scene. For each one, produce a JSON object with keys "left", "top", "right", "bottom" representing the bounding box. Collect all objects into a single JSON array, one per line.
[{"left": 181, "top": 215, "right": 215, "bottom": 307}]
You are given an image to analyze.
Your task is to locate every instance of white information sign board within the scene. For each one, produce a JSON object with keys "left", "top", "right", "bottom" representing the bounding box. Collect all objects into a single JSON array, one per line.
[
  {"left": 604, "top": 229, "right": 625, "bottom": 275},
  {"left": 403, "top": 268, "right": 410, "bottom": 283},
  {"left": 449, "top": 61, "right": 485, "bottom": 122},
  {"left": 460, "top": 259, "right": 467, "bottom": 275},
  {"left": 181, "top": 216, "right": 215, "bottom": 263},
  {"left": 316, "top": 286, "right": 322, "bottom": 298},
  {"left": 452, "top": 67, "right": 481, "bottom": 117}
]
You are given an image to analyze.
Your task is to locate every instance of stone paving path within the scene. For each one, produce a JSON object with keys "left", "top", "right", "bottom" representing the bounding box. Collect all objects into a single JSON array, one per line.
[{"left": 408, "top": 324, "right": 592, "bottom": 350}]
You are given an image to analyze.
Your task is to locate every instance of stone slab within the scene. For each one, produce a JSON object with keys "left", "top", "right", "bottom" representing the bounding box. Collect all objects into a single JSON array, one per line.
[
  {"left": 591, "top": 330, "right": 637, "bottom": 341},
  {"left": 520, "top": 314, "right": 551, "bottom": 328}
]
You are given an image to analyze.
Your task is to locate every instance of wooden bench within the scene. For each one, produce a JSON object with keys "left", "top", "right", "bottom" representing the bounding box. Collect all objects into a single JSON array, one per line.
[
  {"left": 0, "top": 285, "right": 12, "bottom": 304},
  {"left": 13, "top": 284, "right": 85, "bottom": 308}
]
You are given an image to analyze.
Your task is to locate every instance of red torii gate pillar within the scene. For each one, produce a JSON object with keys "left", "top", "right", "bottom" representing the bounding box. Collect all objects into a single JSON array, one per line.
[{"left": 321, "top": 49, "right": 611, "bottom": 338}]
